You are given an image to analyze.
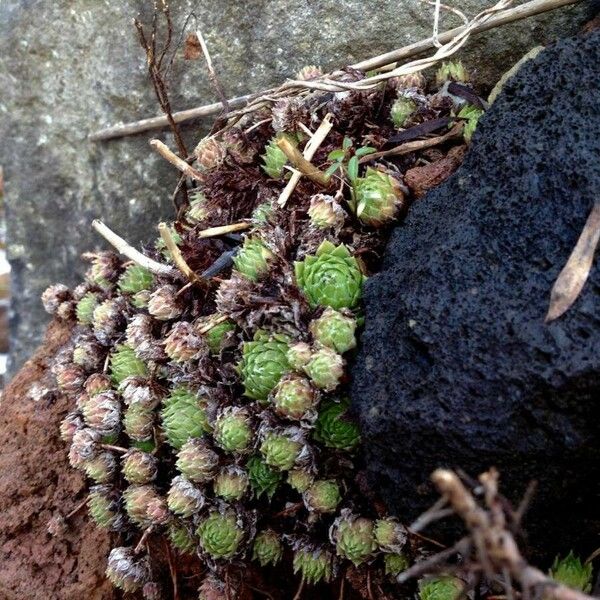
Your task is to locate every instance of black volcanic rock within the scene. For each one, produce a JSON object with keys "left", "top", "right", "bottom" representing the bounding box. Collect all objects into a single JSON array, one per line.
[{"left": 351, "top": 30, "right": 600, "bottom": 563}]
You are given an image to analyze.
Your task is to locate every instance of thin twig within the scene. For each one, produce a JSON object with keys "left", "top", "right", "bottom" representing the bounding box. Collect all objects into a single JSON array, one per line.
[
  {"left": 278, "top": 113, "right": 334, "bottom": 207},
  {"left": 195, "top": 29, "right": 229, "bottom": 112},
  {"left": 360, "top": 122, "right": 464, "bottom": 163},
  {"left": 92, "top": 219, "right": 176, "bottom": 277},
  {"left": 197, "top": 222, "right": 251, "bottom": 238},
  {"left": 65, "top": 497, "right": 89, "bottom": 520},
  {"left": 150, "top": 139, "right": 205, "bottom": 181},
  {"left": 409, "top": 497, "right": 449, "bottom": 532},
  {"left": 158, "top": 222, "right": 202, "bottom": 284},
  {"left": 101, "top": 443, "right": 129, "bottom": 454},
  {"left": 134, "top": 525, "right": 154, "bottom": 554},
  {"left": 89, "top": 0, "right": 579, "bottom": 141},
  {"left": 292, "top": 577, "right": 305, "bottom": 600},
  {"left": 367, "top": 568, "right": 375, "bottom": 600},
  {"left": 164, "top": 538, "right": 179, "bottom": 600},
  {"left": 277, "top": 137, "right": 331, "bottom": 187},
  {"left": 513, "top": 480, "right": 538, "bottom": 528},
  {"left": 196, "top": 314, "right": 229, "bottom": 334},
  {"left": 246, "top": 584, "right": 275, "bottom": 600}
]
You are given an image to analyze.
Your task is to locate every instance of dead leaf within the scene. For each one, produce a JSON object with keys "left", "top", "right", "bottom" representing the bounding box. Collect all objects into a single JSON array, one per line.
[
  {"left": 546, "top": 202, "right": 600, "bottom": 322},
  {"left": 183, "top": 32, "right": 202, "bottom": 60}
]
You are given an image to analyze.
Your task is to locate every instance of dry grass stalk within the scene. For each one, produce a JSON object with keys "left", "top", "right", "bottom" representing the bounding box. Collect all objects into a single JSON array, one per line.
[
  {"left": 150, "top": 139, "right": 205, "bottom": 181},
  {"left": 158, "top": 222, "right": 203, "bottom": 284},
  {"left": 91, "top": 219, "right": 176, "bottom": 277}
]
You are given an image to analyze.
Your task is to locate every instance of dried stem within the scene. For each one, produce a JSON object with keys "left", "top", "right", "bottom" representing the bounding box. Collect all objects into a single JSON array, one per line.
[
  {"left": 65, "top": 497, "right": 89, "bottom": 520},
  {"left": 292, "top": 577, "right": 305, "bottom": 600},
  {"left": 196, "top": 314, "right": 229, "bottom": 334},
  {"left": 158, "top": 222, "right": 202, "bottom": 284},
  {"left": 359, "top": 122, "right": 464, "bottom": 163},
  {"left": 278, "top": 113, "right": 334, "bottom": 207},
  {"left": 150, "top": 139, "right": 205, "bottom": 181},
  {"left": 195, "top": 30, "right": 229, "bottom": 112},
  {"left": 277, "top": 137, "right": 331, "bottom": 187},
  {"left": 422, "top": 469, "right": 597, "bottom": 600},
  {"left": 91, "top": 219, "right": 176, "bottom": 277},
  {"left": 101, "top": 443, "right": 129, "bottom": 454},
  {"left": 89, "top": 0, "right": 579, "bottom": 141},
  {"left": 134, "top": 525, "right": 154, "bottom": 554},
  {"left": 197, "top": 222, "right": 251, "bottom": 238},
  {"left": 164, "top": 538, "right": 179, "bottom": 600}
]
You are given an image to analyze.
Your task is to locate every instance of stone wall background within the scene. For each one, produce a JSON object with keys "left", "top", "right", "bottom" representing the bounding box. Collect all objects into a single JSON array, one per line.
[{"left": 0, "top": 0, "right": 590, "bottom": 374}]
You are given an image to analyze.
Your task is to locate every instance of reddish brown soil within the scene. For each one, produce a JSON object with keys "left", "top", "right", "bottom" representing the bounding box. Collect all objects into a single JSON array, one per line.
[{"left": 0, "top": 319, "right": 115, "bottom": 600}]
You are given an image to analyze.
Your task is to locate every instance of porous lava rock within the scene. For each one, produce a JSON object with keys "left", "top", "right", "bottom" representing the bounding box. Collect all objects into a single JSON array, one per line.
[{"left": 351, "top": 30, "right": 600, "bottom": 563}]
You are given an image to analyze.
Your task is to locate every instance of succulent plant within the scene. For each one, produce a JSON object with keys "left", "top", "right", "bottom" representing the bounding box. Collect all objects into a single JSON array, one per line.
[
  {"left": 303, "top": 480, "right": 341, "bottom": 514},
  {"left": 391, "top": 96, "right": 417, "bottom": 128},
  {"left": 83, "top": 451, "right": 117, "bottom": 484},
  {"left": 331, "top": 512, "right": 377, "bottom": 566},
  {"left": 271, "top": 97, "right": 311, "bottom": 133},
  {"left": 309, "top": 307, "right": 357, "bottom": 354},
  {"left": 84, "top": 251, "right": 121, "bottom": 290},
  {"left": 213, "top": 406, "right": 254, "bottom": 454},
  {"left": 194, "top": 136, "right": 227, "bottom": 173},
  {"left": 106, "top": 546, "right": 151, "bottom": 593},
  {"left": 286, "top": 341, "right": 312, "bottom": 371},
  {"left": 202, "top": 318, "right": 236, "bottom": 354},
  {"left": 76, "top": 292, "right": 99, "bottom": 325},
  {"left": 253, "top": 529, "right": 283, "bottom": 567},
  {"left": 88, "top": 485, "right": 124, "bottom": 530},
  {"left": 354, "top": 167, "right": 405, "bottom": 227},
  {"left": 458, "top": 104, "right": 484, "bottom": 144},
  {"left": 261, "top": 135, "right": 290, "bottom": 179},
  {"left": 176, "top": 438, "right": 219, "bottom": 483},
  {"left": 292, "top": 545, "right": 333, "bottom": 585},
  {"left": 55, "top": 362, "right": 86, "bottom": 394},
  {"left": 419, "top": 577, "right": 464, "bottom": 600},
  {"left": 239, "top": 331, "right": 290, "bottom": 401},
  {"left": 186, "top": 191, "right": 209, "bottom": 223},
  {"left": 296, "top": 64, "right": 323, "bottom": 81},
  {"left": 41, "top": 283, "right": 72, "bottom": 315},
  {"left": 287, "top": 468, "right": 314, "bottom": 493},
  {"left": 161, "top": 386, "right": 213, "bottom": 450},
  {"left": 260, "top": 429, "right": 303, "bottom": 471},
  {"left": 272, "top": 374, "right": 318, "bottom": 421},
  {"left": 213, "top": 466, "right": 249, "bottom": 501},
  {"left": 146, "top": 495, "right": 170, "bottom": 526},
  {"left": 164, "top": 321, "right": 206, "bottom": 363},
  {"left": 549, "top": 552, "right": 593, "bottom": 593},
  {"left": 72, "top": 335, "right": 105, "bottom": 371},
  {"left": 197, "top": 510, "right": 244, "bottom": 559},
  {"left": 390, "top": 72, "right": 427, "bottom": 91},
  {"left": 84, "top": 373, "right": 112, "bottom": 396},
  {"left": 122, "top": 449, "right": 158, "bottom": 485},
  {"left": 251, "top": 201, "right": 274, "bottom": 225},
  {"left": 247, "top": 455, "right": 282, "bottom": 499},
  {"left": 82, "top": 390, "right": 121, "bottom": 436},
  {"left": 142, "top": 582, "right": 161, "bottom": 600},
  {"left": 69, "top": 427, "right": 101, "bottom": 467},
  {"left": 147, "top": 284, "right": 182, "bottom": 321},
  {"left": 60, "top": 411, "right": 84, "bottom": 443},
  {"left": 222, "top": 127, "right": 257, "bottom": 164},
  {"left": 93, "top": 298, "right": 126, "bottom": 344},
  {"left": 110, "top": 345, "right": 148, "bottom": 386},
  {"left": 233, "top": 236, "right": 274, "bottom": 281},
  {"left": 435, "top": 60, "right": 469, "bottom": 85},
  {"left": 168, "top": 520, "right": 197, "bottom": 554},
  {"left": 124, "top": 403, "right": 155, "bottom": 444},
  {"left": 303, "top": 347, "right": 344, "bottom": 391},
  {"left": 167, "top": 475, "right": 205, "bottom": 517},
  {"left": 384, "top": 552, "right": 410, "bottom": 576},
  {"left": 308, "top": 194, "right": 346, "bottom": 229},
  {"left": 314, "top": 399, "right": 360, "bottom": 451},
  {"left": 374, "top": 517, "right": 408, "bottom": 553},
  {"left": 123, "top": 484, "right": 161, "bottom": 527},
  {"left": 118, "top": 264, "right": 153, "bottom": 295},
  {"left": 294, "top": 241, "right": 365, "bottom": 310}
]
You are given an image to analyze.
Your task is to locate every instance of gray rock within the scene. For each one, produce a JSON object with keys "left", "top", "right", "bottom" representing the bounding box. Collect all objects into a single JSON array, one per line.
[
  {"left": 0, "top": 0, "right": 590, "bottom": 373},
  {"left": 351, "top": 30, "right": 600, "bottom": 562}
]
